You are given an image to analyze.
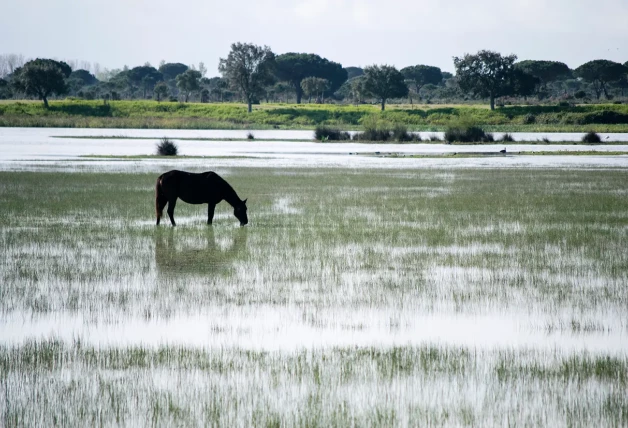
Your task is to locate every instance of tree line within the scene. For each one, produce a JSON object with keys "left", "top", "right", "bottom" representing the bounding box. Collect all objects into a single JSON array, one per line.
[{"left": 1, "top": 45, "right": 627, "bottom": 111}]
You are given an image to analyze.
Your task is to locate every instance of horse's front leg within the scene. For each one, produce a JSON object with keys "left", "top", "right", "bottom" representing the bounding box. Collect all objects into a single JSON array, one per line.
[{"left": 207, "top": 203, "right": 216, "bottom": 225}]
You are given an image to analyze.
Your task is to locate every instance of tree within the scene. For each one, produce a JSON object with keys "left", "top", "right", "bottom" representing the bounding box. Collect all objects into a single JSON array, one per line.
[
  {"left": 12, "top": 59, "right": 72, "bottom": 107},
  {"left": 345, "top": 67, "right": 364, "bottom": 80},
  {"left": 575, "top": 60, "right": 628, "bottom": 99},
  {"left": 362, "top": 65, "right": 408, "bottom": 111},
  {"left": 0, "top": 78, "right": 10, "bottom": 99},
  {"left": 67, "top": 69, "right": 98, "bottom": 96},
  {"left": 453, "top": 50, "right": 518, "bottom": 110},
  {"left": 204, "top": 77, "right": 229, "bottom": 102},
  {"left": 154, "top": 81, "right": 169, "bottom": 102},
  {"left": 219, "top": 42, "right": 275, "bottom": 113},
  {"left": 350, "top": 77, "right": 367, "bottom": 105},
  {"left": 301, "top": 77, "right": 330, "bottom": 103},
  {"left": 0, "top": 54, "right": 25, "bottom": 78},
  {"left": 400, "top": 65, "right": 442, "bottom": 99},
  {"left": 274, "top": 53, "right": 347, "bottom": 103},
  {"left": 128, "top": 66, "right": 163, "bottom": 99},
  {"left": 175, "top": 69, "right": 202, "bottom": 102},
  {"left": 158, "top": 63, "right": 188, "bottom": 81},
  {"left": 508, "top": 68, "right": 539, "bottom": 99},
  {"left": 70, "top": 69, "right": 98, "bottom": 86},
  {"left": 515, "top": 60, "right": 571, "bottom": 89}
]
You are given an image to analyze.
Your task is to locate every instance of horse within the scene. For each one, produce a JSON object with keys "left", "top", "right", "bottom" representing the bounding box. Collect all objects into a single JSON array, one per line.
[{"left": 155, "top": 170, "right": 248, "bottom": 226}]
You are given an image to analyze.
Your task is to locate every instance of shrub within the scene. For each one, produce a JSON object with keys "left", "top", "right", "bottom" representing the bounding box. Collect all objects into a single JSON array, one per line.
[
  {"left": 500, "top": 133, "right": 515, "bottom": 142},
  {"left": 444, "top": 125, "right": 493, "bottom": 143},
  {"left": 391, "top": 123, "right": 420, "bottom": 142},
  {"left": 358, "top": 115, "right": 392, "bottom": 141},
  {"left": 156, "top": 137, "right": 178, "bottom": 156},
  {"left": 314, "top": 125, "right": 351, "bottom": 141},
  {"left": 428, "top": 134, "right": 442, "bottom": 142},
  {"left": 581, "top": 110, "right": 628, "bottom": 125},
  {"left": 582, "top": 131, "right": 601, "bottom": 143},
  {"left": 574, "top": 90, "right": 587, "bottom": 99}
]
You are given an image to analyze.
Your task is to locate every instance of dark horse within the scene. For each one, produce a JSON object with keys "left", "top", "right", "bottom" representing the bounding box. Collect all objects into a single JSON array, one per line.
[{"left": 155, "top": 170, "right": 248, "bottom": 226}]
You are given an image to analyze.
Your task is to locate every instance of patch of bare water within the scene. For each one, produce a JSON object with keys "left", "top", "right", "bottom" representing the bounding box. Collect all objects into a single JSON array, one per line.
[{"left": 1, "top": 307, "right": 626, "bottom": 355}]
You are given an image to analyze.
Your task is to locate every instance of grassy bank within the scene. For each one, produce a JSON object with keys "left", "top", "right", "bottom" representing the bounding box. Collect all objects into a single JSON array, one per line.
[{"left": 1, "top": 99, "right": 628, "bottom": 131}]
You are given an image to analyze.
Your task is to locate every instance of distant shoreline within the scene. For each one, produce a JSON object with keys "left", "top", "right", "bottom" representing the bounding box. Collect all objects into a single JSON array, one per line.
[{"left": 1, "top": 100, "right": 628, "bottom": 132}]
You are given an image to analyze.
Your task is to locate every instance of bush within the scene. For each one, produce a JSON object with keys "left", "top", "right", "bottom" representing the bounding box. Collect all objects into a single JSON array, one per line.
[
  {"left": 500, "top": 133, "right": 515, "bottom": 142},
  {"left": 444, "top": 125, "right": 493, "bottom": 143},
  {"left": 581, "top": 110, "right": 628, "bottom": 125},
  {"left": 392, "top": 123, "right": 420, "bottom": 142},
  {"left": 582, "top": 131, "right": 601, "bottom": 143},
  {"left": 314, "top": 125, "right": 351, "bottom": 141},
  {"left": 574, "top": 90, "right": 587, "bottom": 99},
  {"left": 156, "top": 137, "right": 178, "bottom": 156},
  {"left": 523, "top": 114, "right": 536, "bottom": 124}
]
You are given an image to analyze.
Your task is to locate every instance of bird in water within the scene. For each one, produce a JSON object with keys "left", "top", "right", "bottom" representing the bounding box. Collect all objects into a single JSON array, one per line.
[{"left": 500, "top": 148, "right": 506, "bottom": 154}]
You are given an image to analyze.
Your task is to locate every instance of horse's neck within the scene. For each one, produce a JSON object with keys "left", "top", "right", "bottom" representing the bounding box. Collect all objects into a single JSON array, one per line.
[{"left": 220, "top": 182, "right": 241, "bottom": 207}]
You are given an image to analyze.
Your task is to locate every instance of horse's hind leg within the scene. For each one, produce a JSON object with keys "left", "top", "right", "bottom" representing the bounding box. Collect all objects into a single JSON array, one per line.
[
  {"left": 167, "top": 198, "right": 177, "bottom": 226},
  {"left": 156, "top": 197, "right": 168, "bottom": 226}
]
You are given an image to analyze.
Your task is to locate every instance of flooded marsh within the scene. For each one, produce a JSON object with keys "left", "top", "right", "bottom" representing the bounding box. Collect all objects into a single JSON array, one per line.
[{"left": 1, "top": 167, "right": 627, "bottom": 426}]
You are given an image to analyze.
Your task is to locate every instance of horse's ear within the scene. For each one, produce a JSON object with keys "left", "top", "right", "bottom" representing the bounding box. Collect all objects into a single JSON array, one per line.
[{"left": 243, "top": 199, "right": 247, "bottom": 205}]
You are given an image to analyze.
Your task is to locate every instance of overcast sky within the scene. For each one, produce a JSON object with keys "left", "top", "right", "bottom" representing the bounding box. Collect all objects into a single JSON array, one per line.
[{"left": 2, "top": 0, "right": 627, "bottom": 75}]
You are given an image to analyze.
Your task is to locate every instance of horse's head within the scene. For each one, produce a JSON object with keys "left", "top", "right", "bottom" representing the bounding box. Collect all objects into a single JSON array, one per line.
[{"left": 234, "top": 199, "right": 248, "bottom": 226}]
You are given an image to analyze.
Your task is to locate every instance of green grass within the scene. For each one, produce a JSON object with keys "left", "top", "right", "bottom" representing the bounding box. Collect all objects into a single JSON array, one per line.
[
  {"left": 1, "top": 99, "right": 628, "bottom": 131},
  {"left": 1, "top": 167, "right": 627, "bottom": 426}
]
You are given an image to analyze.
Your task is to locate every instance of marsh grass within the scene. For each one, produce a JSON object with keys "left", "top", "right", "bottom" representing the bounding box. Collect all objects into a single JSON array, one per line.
[
  {"left": 0, "top": 168, "right": 627, "bottom": 425},
  {"left": 1, "top": 340, "right": 626, "bottom": 426}
]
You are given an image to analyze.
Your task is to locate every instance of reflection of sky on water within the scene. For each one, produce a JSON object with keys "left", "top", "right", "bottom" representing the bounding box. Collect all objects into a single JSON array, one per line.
[
  {"left": 0, "top": 127, "right": 627, "bottom": 170},
  {"left": 1, "top": 308, "right": 626, "bottom": 355}
]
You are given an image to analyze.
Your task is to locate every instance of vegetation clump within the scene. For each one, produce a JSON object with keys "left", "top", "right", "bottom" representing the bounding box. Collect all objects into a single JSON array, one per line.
[
  {"left": 500, "top": 133, "right": 515, "bottom": 142},
  {"left": 444, "top": 124, "right": 494, "bottom": 143},
  {"left": 246, "top": 132, "right": 255, "bottom": 140},
  {"left": 353, "top": 116, "right": 421, "bottom": 142},
  {"left": 582, "top": 131, "right": 602, "bottom": 143},
  {"left": 156, "top": 137, "right": 178, "bottom": 156},
  {"left": 314, "top": 125, "right": 351, "bottom": 141}
]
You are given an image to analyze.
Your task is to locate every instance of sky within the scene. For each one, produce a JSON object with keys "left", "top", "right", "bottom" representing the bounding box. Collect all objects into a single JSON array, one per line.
[{"left": 1, "top": 0, "right": 627, "bottom": 76}]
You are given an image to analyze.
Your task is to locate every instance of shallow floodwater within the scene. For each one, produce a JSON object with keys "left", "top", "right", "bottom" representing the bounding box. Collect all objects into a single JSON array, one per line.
[
  {"left": 2, "top": 309, "right": 626, "bottom": 354},
  {"left": 1, "top": 151, "right": 627, "bottom": 425},
  {"left": 1, "top": 127, "right": 628, "bottom": 170}
]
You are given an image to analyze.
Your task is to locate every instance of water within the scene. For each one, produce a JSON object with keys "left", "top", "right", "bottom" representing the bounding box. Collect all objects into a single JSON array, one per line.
[
  {"left": 1, "top": 127, "right": 627, "bottom": 170},
  {"left": 1, "top": 129, "right": 627, "bottom": 425}
]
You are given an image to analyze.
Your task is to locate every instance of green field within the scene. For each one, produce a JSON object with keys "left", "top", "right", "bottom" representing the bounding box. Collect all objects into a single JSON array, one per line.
[
  {"left": 0, "top": 167, "right": 627, "bottom": 426},
  {"left": 1, "top": 99, "right": 628, "bottom": 132}
]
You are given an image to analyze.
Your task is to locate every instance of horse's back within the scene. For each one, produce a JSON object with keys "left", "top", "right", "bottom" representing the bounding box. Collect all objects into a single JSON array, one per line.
[{"left": 157, "top": 170, "right": 220, "bottom": 204}]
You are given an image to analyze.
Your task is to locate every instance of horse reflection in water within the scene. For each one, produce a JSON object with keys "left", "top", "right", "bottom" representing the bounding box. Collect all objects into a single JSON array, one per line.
[{"left": 155, "top": 227, "right": 248, "bottom": 276}]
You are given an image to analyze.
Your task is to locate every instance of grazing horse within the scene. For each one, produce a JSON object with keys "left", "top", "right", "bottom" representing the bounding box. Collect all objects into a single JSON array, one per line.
[{"left": 155, "top": 170, "right": 248, "bottom": 226}]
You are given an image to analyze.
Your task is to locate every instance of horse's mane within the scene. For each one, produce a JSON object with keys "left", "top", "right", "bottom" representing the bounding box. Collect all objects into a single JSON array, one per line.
[{"left": 209, "top": 172, "right": 240, "bottom": 206}]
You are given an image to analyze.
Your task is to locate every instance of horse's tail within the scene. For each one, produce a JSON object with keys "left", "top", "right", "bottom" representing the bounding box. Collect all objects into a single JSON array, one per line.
[{"left": 155, "top": 176, "right": 167, "bottom": 223}]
